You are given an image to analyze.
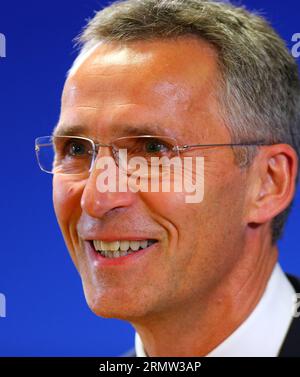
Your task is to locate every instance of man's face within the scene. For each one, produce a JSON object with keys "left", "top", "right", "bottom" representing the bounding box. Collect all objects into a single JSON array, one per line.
[{"left": 53, "top": 37, "right": 249, "bottom": 321}]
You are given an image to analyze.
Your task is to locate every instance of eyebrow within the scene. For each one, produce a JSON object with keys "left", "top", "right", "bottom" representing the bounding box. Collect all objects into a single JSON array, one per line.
[
  {"left": 52, "top": 123, "right": 174, "bottom": 139},
  {"left": 52, "top": 124, "right": 87, "bottom": 137}
]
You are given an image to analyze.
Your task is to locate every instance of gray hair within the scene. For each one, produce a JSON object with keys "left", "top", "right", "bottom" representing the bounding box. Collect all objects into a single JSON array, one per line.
[{"left": 71, "top": 0, "right": 300, "bottom": 244}]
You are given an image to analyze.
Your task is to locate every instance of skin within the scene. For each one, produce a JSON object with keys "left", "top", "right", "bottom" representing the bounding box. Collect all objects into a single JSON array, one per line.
[{"left": 53, "top": 36, "right": 298, "bottom": 356}]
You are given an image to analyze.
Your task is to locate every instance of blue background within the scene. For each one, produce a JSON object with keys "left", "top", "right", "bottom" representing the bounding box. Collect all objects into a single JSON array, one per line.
[{"left": 0, "top": 0, "right": 299, "bottom": 356}]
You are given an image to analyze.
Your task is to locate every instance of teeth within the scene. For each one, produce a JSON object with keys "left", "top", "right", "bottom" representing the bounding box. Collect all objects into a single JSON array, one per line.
[
  {"left": 120, "top": 240, "right": 130, "bottom": 251},
  {"left": 110, "top": 241, "right": 120, "bottom": 251},
  {"left": 100, "top": 249, "right": 134, "bottom": 258},
  {"left": 130, "top": 241, "right": 140, "bottom": 251},
  {"left": 92, "top": 239, "right": 156, "bottom": 257},
  {"left": 140, "top": 240, "right": 148, "bottom": 249},
  {"left": 94, "top": 240, "right": 102, "bottom": 251}
]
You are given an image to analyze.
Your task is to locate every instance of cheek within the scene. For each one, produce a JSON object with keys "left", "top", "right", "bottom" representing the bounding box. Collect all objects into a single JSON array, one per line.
[
  {"left": 140, "top": 165, "right": 246, "bottom": 245},
  {"left": 52, "top": 175, "right": 86, "bottom": 227},
  {"left": 140, "top": 190, "right": 198, "bottom": 237}
]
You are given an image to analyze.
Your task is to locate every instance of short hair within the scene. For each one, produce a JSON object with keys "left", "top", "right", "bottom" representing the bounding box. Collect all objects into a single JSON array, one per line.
[{"left": 71, "top": 0, "right": 300, "bottom": 244}]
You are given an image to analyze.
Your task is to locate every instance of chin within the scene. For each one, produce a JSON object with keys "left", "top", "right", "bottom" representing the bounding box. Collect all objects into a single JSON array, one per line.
[
  {"left": 87, "top": 300, "right": 146, "bottom": 321},
  {"left": 81, "top": 283, "right": 144, "bottom": 320},
  {"left": 85, "top": 293, "right": 167, "bottom": 324}
]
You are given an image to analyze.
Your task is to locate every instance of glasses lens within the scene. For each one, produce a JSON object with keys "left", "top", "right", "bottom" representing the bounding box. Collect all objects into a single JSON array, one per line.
[
  {"left": 111, "top": 136, "right": 179, "bottom": 178},
  {"left": 35, "top": 136, "right": 94, "bottom": 174}
]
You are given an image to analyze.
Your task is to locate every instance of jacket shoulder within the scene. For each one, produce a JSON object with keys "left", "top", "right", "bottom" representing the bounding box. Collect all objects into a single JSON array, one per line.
[
  {"left": 286, "top": 273, "right": 300, "bottom": 292},
  {"left": 278, "top": 273, "right": 300, "bottom": 357},
  {"left": 118, "top": 273, "right": 300, "bottom": 358}
]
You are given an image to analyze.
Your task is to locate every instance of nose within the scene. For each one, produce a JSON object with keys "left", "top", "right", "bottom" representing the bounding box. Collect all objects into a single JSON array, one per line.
[{"left": 80, "top": 147, "right": 136, "bottom": 218}]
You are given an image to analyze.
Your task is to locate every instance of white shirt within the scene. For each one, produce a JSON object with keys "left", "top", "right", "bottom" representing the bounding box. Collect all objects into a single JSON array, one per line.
[{"left": 135, "top": 263, "right": 296, "bottom": 357}]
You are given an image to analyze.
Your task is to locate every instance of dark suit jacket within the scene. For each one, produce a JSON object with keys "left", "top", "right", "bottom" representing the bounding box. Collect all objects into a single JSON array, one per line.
[{"left": 121, "top": 274, "right": 300, "bottom": 357}]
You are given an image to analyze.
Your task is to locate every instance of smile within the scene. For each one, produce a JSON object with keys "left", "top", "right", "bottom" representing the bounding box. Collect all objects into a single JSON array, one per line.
[{"left": 92, "top": 239, "right": 157, "bottom": 258}]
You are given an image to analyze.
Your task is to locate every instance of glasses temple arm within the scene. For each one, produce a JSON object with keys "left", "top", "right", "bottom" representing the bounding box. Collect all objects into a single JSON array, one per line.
[{"left": 175, "top": 141, "right": 269, "bottom": 152}]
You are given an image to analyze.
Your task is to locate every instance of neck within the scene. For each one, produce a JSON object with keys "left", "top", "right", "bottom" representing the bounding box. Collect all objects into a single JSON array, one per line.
[{"left": 130, "top": 230, "right": 278, "bottom": 356}]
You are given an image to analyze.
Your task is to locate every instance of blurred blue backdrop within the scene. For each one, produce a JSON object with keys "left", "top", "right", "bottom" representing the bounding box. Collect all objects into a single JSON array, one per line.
[{"left": 0, "top": 0, "right": 299, "bottom": 356}]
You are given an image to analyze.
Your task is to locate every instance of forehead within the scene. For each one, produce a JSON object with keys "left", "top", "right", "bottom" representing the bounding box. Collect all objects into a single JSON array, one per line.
[
  {"left": 66, "top": 36, "right": 218, "bottom": 96},
  {"left": 59, "top": 37, "right": 226, "bottom": 141},
  {"left": 72, "top": 36, "right": 218, "bottom": 75}
]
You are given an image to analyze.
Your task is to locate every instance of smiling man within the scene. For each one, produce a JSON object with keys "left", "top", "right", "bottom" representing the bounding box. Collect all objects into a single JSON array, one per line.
[{"left": 35, "top": 0, "right": 300, "bottom": 356}]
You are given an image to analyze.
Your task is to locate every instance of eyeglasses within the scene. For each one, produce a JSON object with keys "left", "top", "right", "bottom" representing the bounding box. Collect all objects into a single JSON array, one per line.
[{"left": 35, "top": 134, "right": 269, "bottom": 175}]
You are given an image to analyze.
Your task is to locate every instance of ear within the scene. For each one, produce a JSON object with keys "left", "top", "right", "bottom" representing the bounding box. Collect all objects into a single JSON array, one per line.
[{"left": 246, "top": 144, "right": 298, "bottom": 225}]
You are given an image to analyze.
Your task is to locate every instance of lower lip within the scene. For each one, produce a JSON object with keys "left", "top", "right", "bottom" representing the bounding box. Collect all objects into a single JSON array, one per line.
[{"left": 86, "top": 240, "right": 158, "bottom": 266}]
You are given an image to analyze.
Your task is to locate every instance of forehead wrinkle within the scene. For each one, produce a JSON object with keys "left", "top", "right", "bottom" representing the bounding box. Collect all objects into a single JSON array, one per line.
[{"left": 52, "top": 121, "right": 178, "bottom": 140}]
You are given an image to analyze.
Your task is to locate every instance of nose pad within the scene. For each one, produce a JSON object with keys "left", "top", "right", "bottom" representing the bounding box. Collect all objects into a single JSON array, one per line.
[{"left": 89, "top": 143, "right": 112, "bottom": 170}]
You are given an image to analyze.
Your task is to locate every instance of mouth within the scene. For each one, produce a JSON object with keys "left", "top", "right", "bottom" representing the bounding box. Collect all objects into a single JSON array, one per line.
[{"left": 89, "top": 239, "right": 158, "bottom": 259}]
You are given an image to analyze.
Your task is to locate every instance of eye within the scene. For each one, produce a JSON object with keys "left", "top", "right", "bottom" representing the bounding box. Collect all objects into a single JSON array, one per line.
[
  {"left": 68, "top": 141, "right": 86, "bottom": 156},
  {"left": 63, "top": 139, "right": 91, "bottom": 157},
  {"left": 144, "top": 138, "right": 171, "bottom": 154}
]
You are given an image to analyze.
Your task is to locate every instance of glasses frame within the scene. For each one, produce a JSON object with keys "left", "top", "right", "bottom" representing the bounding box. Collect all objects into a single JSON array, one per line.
[{"left": 35, "top": 134, "right": 271, "bottom": 175}]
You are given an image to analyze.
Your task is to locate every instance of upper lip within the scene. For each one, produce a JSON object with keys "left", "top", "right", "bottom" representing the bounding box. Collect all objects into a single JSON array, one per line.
[
  {"left": 77, "top": 222, "right": 159, "bottom": 243},
  {"left": 81, "top": 235, "right": 158, "bottom": 242}
]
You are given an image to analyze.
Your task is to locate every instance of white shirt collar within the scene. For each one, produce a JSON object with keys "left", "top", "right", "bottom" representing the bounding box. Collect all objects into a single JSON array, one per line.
[{"left": 135, "top": 263, "right": 296, "bottom": 357}]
